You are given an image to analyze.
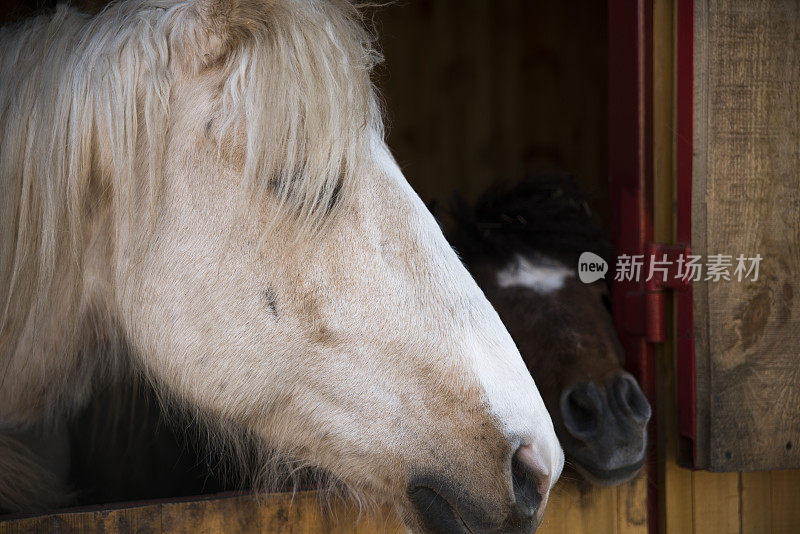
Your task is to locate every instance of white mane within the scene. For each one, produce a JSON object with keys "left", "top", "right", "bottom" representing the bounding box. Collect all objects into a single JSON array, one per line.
[
  {"left": 0, "top": 0, "right": 385, "bottom": 512},
  {"left": 0, "top": 0, "right": 383, "bottom": 408}
]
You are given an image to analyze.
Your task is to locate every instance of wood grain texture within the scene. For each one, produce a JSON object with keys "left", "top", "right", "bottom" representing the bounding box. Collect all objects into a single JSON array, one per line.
[
  {"left": 0, "top": 480, "right": 650, "bottom": 534},
  {"left": 375, "top": 0, "right": 610, "bottom": 222},
  {"left": 691, "top": 0, "right": 713, "bottom": 471},
  {"left": 616, "top": 472, "right": 648, "bottom": 534},
  {"left": 661, "top": 2, "right": 800, "bottom": 533},
  {"left": 692, "top": 471, "right": 740, "bottom": 534},
  {"left": 770, "top": 470, "right": 800, "bottom": 534},
  {"left": 694, "top": 0, "right": 800, "bottom": 471},
  {"left": 0, "top": 492, "right": 405, "bottom": 534},
  {"left": 527, "top": 475, "right": 645, "bottom": 534},
  {"left": 539, "top": 479, "right": 618, "bottom": 534},
  {"left": 740, "top": 471, "right": 773, "bottom": 534}
]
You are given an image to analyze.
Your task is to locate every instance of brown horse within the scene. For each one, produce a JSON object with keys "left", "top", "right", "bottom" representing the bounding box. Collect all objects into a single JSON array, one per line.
[{"left": 449, "top": 175, "right": 651, "bottom": 486}]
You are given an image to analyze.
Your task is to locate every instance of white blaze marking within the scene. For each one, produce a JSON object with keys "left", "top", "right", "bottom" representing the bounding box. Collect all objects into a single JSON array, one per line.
[{"left": 497, "top": 254, "right": 573, "bottom": 294}]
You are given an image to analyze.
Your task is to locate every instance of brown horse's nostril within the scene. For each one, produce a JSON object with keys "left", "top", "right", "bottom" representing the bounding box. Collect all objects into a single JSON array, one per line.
[
  {"left": 611, "top": 373, "right": 651, "bottom": 424},
  {"left": 559, "top": 374, "right": 650, "bottom": 483},
  {"left": 511, "top": 446, "right": 544, "bottom": 520},
  {"left": 560, "top": 382, "right": 604, "bottom": 439}
]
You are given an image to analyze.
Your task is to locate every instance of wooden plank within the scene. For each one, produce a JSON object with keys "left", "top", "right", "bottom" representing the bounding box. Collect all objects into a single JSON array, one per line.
[
  {"left": 0, "top": 504, "right": 163, "bottom": 534},
  {"left": 695, "top": 0, "right": 800, "bottom": 471},
  {"left": 492, "top": 1, "right": 523, "bottom": 202},
  {"left": 691, "top": 0, "right": 712, "bottom": 471},
  {"left": 538, "top": 479, "right": 619, "bottom": 534},
  {"left": 770, "top": 470, "right": 800, "bottom": 534},
  {"left": 533, "top": 478, "right": 573, "bottom": 534},
  {"left": 536, "top": 475, "right": 647, "bottom": 534},
  {"left": 572, "top": 484, "right": 618, "bottom": 534},
  {"left": 161, "top": 494, "right": 264, "bottom": 534},
  {"left": 652, "top": 1, "right": 699, "bottom": 531},
  {"left": 653, "top": 2, "right": 694, "bottom": 533},
  {"left": 617, "top": 472, "right": 648, "bottom": 534},
  {"left": 740, "top": 471, "right": 772, "bottom": 534},
  {"left": 691, "top": 471, "right": 740, "bottom": 534},
  {"left": 0, "top": 492, "right": 404, "bottom": 534},
  {"left": 662, "top": 453, "right": 694, "bottom": 534}
]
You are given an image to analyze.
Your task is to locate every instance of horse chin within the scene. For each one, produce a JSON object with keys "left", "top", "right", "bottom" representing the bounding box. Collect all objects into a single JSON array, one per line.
[{"left": 570, "top": 455, "right": 646, "bottom": 487}]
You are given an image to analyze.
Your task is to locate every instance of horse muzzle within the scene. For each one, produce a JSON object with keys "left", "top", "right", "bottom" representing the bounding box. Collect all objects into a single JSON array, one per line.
[
  {"left": 407, "top": 443, "right": 554, "bottom": 534},
  {"left": 559, "top": 371, "right": 651, "bottom": 485}
]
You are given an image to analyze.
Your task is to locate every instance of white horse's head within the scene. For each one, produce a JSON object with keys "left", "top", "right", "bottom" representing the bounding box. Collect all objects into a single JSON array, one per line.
[{"left": 0, "top": 1, "right": 562, "bottom": 530}]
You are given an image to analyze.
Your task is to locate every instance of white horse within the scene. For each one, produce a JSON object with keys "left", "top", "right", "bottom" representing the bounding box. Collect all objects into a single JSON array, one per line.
[{"left": 0, "top": 1, "right": 563, "bottom": 531}]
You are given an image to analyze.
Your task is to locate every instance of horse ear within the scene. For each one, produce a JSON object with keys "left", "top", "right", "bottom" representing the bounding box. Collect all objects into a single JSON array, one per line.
[{"left": 174, "top": 0, "right": 267, "bottom": 71}]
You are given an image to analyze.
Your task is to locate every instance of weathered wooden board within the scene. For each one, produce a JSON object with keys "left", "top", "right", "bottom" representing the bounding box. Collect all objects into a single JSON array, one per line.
[
  {"left": 692, "top": 0, "right": 800, "bottom": 471},
  {"left": 0, "top": 492, "right": 403, "bottom": 534},
  {"left": 0, "top": 479, "right": 646, "bottom": 534},
  {"left": 653, "top": 3, "right": 800, "bottom": 533},
  {"left": 692, "top": 0, "right": 714, "bottom": 472}
]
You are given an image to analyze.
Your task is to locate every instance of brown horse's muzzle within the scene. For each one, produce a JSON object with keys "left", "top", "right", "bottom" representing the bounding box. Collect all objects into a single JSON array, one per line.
[{"left": 559, "top": 371, "right": 651, "bottom": 484}]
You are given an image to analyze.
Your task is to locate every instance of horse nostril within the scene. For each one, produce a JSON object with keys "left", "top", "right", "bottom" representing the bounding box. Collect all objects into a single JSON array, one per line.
[
  {"left": 407, "top": 485, "right": 464, "bottom": 534},
  {"left": 511, "top": 445, "right": 544, "bottom": 520},
  {"left": 560, "top": 382, "right": 603, "bottom": 439},
  {"left": 612, "top": 373, "right": 651, "bottom": 424}
]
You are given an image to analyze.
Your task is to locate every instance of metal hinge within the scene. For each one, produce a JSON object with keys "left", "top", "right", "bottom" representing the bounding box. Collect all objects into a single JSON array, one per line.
[{"left": 644, "top": 242, "right": 692, "bottom": 343}]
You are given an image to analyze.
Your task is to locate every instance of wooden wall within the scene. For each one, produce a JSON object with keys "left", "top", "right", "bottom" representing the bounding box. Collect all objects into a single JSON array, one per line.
[{"left": 375, "top": 0, "right": 610, "bottom": 223}]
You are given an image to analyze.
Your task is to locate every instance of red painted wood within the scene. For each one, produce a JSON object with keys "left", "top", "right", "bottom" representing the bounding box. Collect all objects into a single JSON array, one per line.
[
  {"left": 645, "top": 242, "right": 692, "bottom": 343},
  {"left": 608, "top": 0, "right": 657, "bottom": 532},
  {"left": 675, "top": 0, "right": 697, "bottom": 468}
]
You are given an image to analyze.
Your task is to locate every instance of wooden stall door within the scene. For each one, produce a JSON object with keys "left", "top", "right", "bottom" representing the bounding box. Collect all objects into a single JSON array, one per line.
[
  {"left": 689, "top": 0, "right": 800, "bottom": 473},
  {"left": 660, "top": 1, "right": 800, "bottom": 533}
]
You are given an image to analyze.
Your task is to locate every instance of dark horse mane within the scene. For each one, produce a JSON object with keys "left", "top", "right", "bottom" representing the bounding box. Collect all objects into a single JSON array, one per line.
[{"left": 448, "top": 172, "right": 614, "bottom": 267}]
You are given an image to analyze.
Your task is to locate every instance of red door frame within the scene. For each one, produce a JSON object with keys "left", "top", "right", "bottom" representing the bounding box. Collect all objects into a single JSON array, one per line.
[
  {"left": 609, "top": 0, "right": 698, "bottom": 530},
  {"left": 608, "top": 1, "right": 657, "bottom": 532}
]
